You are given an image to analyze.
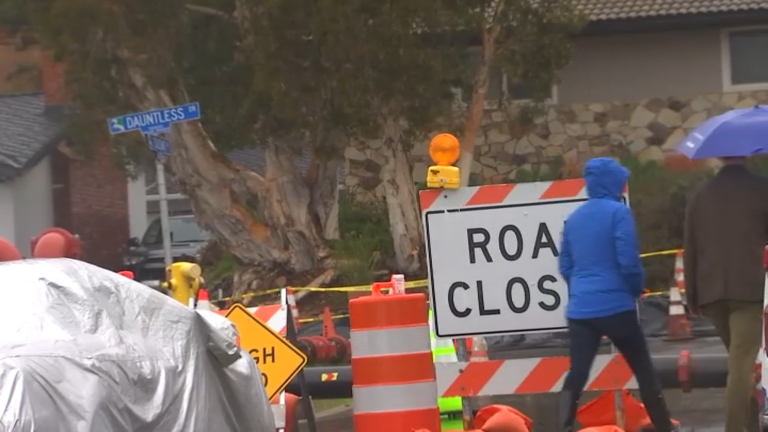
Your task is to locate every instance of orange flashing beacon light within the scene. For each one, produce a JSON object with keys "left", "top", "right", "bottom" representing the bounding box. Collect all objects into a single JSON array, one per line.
[{"left": 426, "top": 133, "right": 461, "bottom": 189}]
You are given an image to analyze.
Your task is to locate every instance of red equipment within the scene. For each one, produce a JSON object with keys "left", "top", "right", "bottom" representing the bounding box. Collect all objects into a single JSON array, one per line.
[
  {"left": 117, "top": 270, "right": 135, "bottom": 279},
  {"left": 295, "top": 307, "right": 351, "bottom": 364},
  {"left": 31, "top": 228, "right": 82, "bottom": 259},
  {"left": 0, "top": 238, "right": 22, "bottom": 262}
]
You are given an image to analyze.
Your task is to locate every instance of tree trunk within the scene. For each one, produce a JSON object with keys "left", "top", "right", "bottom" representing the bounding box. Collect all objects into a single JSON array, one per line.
[
  {"left": 458, "top": 60, "right": 490, "bottom": 186},
  {"left": 306, "top": 155, "right": 341, "bottom": 241},
  {"left": 458, "top": 61, "right": 490, "bottom": 187},
  {"left": 458, "top": 19, "right": 503, "bottom": 187},
  {"left": 125, "top": 68, "right": 335, "bottom": 296},
  {"left": 380, "top": 119, "right": 423, "bottom": 274}
]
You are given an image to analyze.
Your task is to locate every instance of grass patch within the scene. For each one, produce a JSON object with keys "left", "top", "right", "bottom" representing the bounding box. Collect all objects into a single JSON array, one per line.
[
  {"left": 311, "top": 398, "right": 353, "bottom": 413},
  {"left": 203, "top": 251, "right": 240, "bottom": 281},
  {"left": 329, "top": 189, "right": 393, "bottom": 285}
]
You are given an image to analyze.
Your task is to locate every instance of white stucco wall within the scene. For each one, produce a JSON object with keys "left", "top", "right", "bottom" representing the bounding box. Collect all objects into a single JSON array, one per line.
[
  {"left": 0, "top": 157, "right": 55, "bottom": 256},
  {"left": 127, "top": 172, "right": 148, "bottom": 239},
  {"left": 0, "top": 183, "right": 15, "bottom": 246},
  {"left": 13, "top": 157, "right": 54, "bottom": 256},
  {"left": 126, "top": 169, "right": 193, "bottom": 239}
]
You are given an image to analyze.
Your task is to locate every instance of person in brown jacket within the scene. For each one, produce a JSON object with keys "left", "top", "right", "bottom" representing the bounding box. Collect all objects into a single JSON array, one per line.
[{"left": 684, "top": 156, "right": 768, "bottom": 432}]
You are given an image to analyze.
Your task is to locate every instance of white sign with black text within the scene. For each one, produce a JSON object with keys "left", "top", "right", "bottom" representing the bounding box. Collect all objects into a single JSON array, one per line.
[{"left": 424, "top": 199, "right": 585, "bottom": 338}]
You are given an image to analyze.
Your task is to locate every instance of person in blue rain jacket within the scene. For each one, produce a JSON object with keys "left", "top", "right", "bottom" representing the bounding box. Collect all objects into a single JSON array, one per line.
[{"left": 557, "top": 157, "right": 677, "bottom": 432}]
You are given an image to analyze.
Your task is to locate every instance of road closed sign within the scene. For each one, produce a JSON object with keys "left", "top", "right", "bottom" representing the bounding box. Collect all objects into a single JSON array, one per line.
[
  {"left": 225, "top": 304, "right": 308, "bottom": 400},
  {"left": 421, "top": 180, "right": 626, "bottom": 338}
]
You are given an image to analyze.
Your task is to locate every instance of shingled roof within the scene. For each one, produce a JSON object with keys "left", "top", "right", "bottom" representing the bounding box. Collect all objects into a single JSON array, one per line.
[
  {"left": 579, "top": 0, "right": 768, "bottom": 21},
  {"left": 0, "top": 92, "right": 64, "bottom": 181}
]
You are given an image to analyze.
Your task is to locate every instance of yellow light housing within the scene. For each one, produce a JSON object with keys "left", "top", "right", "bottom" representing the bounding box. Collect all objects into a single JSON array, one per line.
[{"left": 426, "top": 133, "right": 461, "bottom": 189}]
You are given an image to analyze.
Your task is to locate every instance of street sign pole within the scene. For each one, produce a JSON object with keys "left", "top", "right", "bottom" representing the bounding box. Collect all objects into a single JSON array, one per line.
[
  {"left": 285, "top": 294, "right": 317, "bottom": 432},
  {"left": 154, "top": 153, "right": 173, "bottom": 269},
  {"left": 107, "top": 103, "right": 200, "bottom": 272},
  {"left": 145, "top": 132, "right": 174, "bottom": 269}
]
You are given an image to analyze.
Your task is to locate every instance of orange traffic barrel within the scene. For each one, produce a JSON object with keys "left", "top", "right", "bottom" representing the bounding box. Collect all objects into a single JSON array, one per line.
[{"left": 349, "top": 281, "right": 440, "bottom": 432}]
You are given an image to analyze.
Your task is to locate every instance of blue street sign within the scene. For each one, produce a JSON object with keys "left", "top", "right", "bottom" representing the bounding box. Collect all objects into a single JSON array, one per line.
[
  {"left": 107, "top": 102, "right": 201, "bottom": 135},
  {"left": 147, "top": 134, "right": 171, "bottom": 156}
]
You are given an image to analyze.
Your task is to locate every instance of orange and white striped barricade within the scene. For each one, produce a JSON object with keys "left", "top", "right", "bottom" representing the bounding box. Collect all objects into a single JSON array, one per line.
[
  {"left": 349, "top": 281, "right": 441, "bottom": 432},
  {"left": 215, "top": 289, "right": 291, "bottom": 430},
  {"left": 435, "top": 353, "right": 636, "bottom": 398},
  {"left": 421, "top": 178, "right": 633, "bottom": 427}
]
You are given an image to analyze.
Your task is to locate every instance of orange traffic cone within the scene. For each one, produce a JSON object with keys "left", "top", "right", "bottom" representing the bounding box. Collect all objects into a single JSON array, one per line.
[
  {"left": 665, "top": 285, "right": 692, "bottom": 341},
  {"left": 275, "top": 393, "right": 300, "bottom": 432},
  {"left": 286, "top": 287, "right": 301, "bottom": 330},
  {"left": 196, "top": 289, "right": 212, "bottom": 311},
  {"left": 576, "top": 390, "right": 678, "bottom": 432},
  {"left": 481, "top": 411, "right": 530, "bottom": 431},
  {"left": 673, "top": 250, "right": 685, "bottom": 304},
  {"left": 474, "top": 405, "right": 532, "bottom": 432},
  {"left": 117, "top": 270, "right": 135, "bottom": 279},
  {"left": 470, "top": 336, "right": 489, "bottom": 361},
  {"left": 577, "top": 391, "right": 638, "bottom": 430}
]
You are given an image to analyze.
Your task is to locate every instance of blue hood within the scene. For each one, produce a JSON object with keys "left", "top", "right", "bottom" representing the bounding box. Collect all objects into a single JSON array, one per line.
[{"left": 584, "top": 157, "right": 629, "bottom": 201}]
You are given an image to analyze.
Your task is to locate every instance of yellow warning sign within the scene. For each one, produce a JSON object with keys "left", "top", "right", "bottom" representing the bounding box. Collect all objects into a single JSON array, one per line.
[{"left": 225, "top": 304, "right": 308, "bottom": 400}]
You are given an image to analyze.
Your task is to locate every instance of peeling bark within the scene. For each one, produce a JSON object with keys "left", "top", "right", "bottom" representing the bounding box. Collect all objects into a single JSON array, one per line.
[
  {"left": 306, "top": 156, "right": 341, "bottom": 240},
  {"left": 124, "top": 67, "right": 335, "bottom": 296},
  {"left": 457, "top": 61, "right": 488, "bottom": 186},
  {"left": 458, "top": 6, "right": 505, "bottom": 187},
  {"left": 380, "top": 119, "right": 423, "bottom": 274}
]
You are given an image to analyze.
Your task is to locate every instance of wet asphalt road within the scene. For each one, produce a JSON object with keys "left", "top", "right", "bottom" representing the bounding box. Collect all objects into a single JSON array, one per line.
[{"left": 300, "top": 337, "right": 732, "bottom": 431}]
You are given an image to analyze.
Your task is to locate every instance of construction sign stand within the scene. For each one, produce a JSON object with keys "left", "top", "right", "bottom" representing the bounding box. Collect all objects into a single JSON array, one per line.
[
  {"left": 421, "top": 179, "right": 634, "bottom": 429},
  {"left": 453, "top": 339, "right": 474, "bottom": 429},
  {"left": 284, "top": 290, "right": 318, "bottom": 432},
  {"left": 222, "top": 288, "right": 313, "bottom": 431}
]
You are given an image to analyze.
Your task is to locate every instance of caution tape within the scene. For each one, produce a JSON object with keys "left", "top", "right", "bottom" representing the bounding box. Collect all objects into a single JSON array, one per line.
[
  {"left": 639, "top": 249, "right": 680, "bottom": 259},
  {"left": 298, "top": 313, "right": 350, "bottom": 324},
  {"left": 216, "top": 247, "right": 684, "bottom": 317},
  {"left": 216, "top": 279, "right": 429, "bottom": 302}
]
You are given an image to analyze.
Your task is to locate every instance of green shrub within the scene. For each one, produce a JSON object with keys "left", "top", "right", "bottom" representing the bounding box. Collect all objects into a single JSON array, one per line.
[
  {"left": 488, "top": 155, "right": 717, "bottom": 289},
  {"left": 330, "top": 188, "right": 393, "bottom": 285},
  {"left": 623, "top": 156, "right": 713, "bottom": 288}
]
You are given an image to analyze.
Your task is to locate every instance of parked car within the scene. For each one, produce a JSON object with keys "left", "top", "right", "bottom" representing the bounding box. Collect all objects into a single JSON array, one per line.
[{"left": 123, "top": 214, "right": 209, "bottom": 284}]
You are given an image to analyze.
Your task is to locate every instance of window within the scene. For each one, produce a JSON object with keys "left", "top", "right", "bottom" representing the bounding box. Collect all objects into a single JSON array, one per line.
[
  {"left": 460, "top": 48, "right": 557, "bottom": 106},
  {"left": 722, "top": 27, "right": 768, "bottom": 91},
  {"left": 141, "top": 216, "right": 209, "bottom": 246}
]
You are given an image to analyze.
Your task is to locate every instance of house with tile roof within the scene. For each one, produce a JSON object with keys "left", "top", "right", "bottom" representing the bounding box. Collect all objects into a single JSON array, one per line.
[
  {"left": 0, "top": 41, "right": 129, "bottom": 268},
  {"left": 123, "top": 0, "right": 768, "bottom": 228},
  {"left": 372, "top": 0, "right": 768, "bottom": 191},
  {"left": 5, "top": 1, "right": 768, "bottom": 245},
  {"left": 476, "top": 0, "right": 768, "bottom": 104}
]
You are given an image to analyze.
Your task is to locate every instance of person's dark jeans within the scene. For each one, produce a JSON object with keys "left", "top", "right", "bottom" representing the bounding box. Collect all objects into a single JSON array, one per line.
[{"left": 559, "top": 310, "right": 675, "bottom": 432}]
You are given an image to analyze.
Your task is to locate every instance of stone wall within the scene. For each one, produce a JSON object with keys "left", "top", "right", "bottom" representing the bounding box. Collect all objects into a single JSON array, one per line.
[{"left": 345, "top": 90, "right": 768, "bottom": 199}]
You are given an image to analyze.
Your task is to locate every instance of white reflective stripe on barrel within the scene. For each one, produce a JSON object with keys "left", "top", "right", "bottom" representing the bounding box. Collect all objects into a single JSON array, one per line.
[
  {"left": 353, "top": 381, "right": 438, "bottom": 413},
  {"left": 351, "top": 325, "right": 430, "bottom": 357}
]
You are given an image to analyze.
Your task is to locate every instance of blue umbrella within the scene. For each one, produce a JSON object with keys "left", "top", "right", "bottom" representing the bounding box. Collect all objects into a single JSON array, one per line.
[{"left": 675, "top": 105, "right": 768, "bottom": 159}]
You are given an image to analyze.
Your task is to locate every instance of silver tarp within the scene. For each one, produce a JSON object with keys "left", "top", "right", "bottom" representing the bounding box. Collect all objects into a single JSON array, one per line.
[{"left": 0, "top": 258, "right": 275, "bottom": 432}]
